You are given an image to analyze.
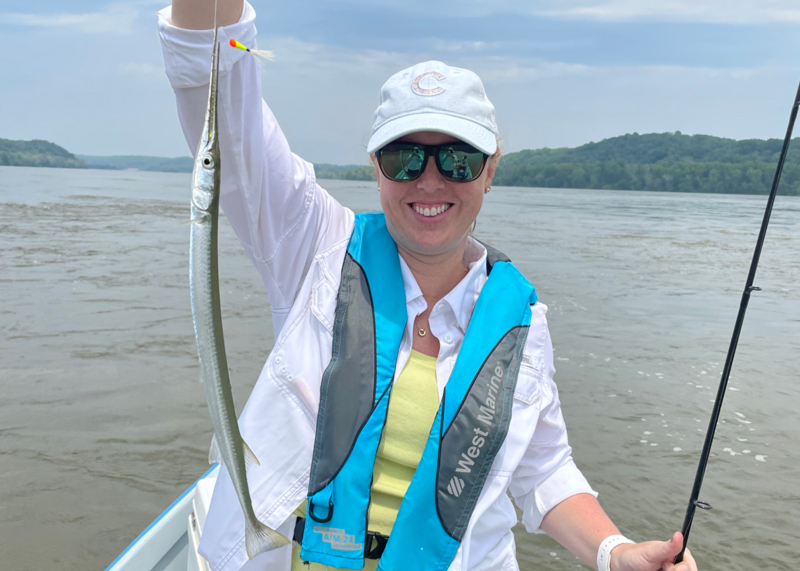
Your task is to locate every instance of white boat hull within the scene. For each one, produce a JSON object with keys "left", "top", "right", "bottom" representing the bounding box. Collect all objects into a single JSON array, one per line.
[{"left": 106, "top": 464, "right": 219, "bottom": 571}]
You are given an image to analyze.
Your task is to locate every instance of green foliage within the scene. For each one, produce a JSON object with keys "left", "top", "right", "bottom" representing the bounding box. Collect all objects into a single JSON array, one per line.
[
  {"left": 492, "top": 161, "right": 800, "bottom": 195},
  {"left": 492, "top": 132, "right": 800, "bottom": 195},
  {"left": 6, "top": 132, "right": 798, "bottom": 195},
  {"left": 0, "top": 138, "right": 87, "bottom": 169},
  {"left": 499, "top": 131, "right": 799, "bottom": 168}
]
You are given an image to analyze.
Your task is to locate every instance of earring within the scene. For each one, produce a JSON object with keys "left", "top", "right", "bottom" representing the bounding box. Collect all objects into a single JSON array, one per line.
[
  {"left": 484, "top": 186, "right": 491, "bottom": 194},
  {"left": 377, "top": 185, "right": 381, "bottom": 192}
]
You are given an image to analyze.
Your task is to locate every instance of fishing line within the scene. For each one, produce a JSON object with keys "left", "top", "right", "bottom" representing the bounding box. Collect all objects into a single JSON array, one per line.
[{"left": 674, "top": 79, "right": 800, "bottom": 564}]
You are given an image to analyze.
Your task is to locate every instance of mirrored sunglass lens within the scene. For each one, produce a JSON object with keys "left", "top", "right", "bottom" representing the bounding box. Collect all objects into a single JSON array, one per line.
[
  {"left": 381, "top": 147, "right": 424, "bottom": 180},
  {"left": 438, "top": 146, "right": 484, "bottom": 181}
]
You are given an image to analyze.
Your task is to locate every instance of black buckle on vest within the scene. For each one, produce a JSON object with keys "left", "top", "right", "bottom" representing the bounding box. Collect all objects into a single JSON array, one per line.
[
  {"left": 293, "top": 516, "right": 306, "bottom": 544},
  {"left": 365, "top": 531, "right": 389, "bottom": 559},
  {"left": 307, "top": 499, "right": 334, "bottom": 523}
]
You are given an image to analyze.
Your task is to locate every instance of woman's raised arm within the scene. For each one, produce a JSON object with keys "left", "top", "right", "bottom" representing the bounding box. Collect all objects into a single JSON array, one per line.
[
  {"left": 159, "top": 2, "right": 350, "bottom": 336},
  {"left": 171, "top": 0, "right": 243, "bottom": 30}
]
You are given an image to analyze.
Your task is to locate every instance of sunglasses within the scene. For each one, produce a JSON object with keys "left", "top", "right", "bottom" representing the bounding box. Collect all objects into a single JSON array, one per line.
[{"left": 376, "top": 142, "right": 489, "bottom": 183}]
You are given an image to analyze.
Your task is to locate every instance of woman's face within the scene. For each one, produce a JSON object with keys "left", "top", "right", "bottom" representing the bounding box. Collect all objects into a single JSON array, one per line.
[{"left": 372, "top": 131, "right": 497, "bottom": 261}]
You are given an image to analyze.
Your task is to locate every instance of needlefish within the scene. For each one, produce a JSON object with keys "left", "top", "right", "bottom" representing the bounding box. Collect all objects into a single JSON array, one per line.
[{"left": 189, "top": 25, "right": 290, "bottom": 559}]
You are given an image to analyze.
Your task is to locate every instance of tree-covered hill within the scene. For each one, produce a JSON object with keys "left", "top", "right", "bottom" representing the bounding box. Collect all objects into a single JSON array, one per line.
[
  {"left": 0, "top": 138, "right": 87, "bottom": 169},
  {"left": 4, "top": 133, "right": 799, "bottom": 195},
  {"left": 492, "top": 132, "right": 800, "bottom": 195},
  {"left": 498, "top": 131, "right": 798, "bottom": 168}
]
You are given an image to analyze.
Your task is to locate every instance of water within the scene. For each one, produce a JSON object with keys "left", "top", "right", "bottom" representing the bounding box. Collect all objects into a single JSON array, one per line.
[{"left": 1, "top": 166, "right": 798, "bottom": 570}]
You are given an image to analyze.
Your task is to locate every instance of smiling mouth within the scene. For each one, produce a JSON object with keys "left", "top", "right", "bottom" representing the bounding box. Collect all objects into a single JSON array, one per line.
[{"left": 411, "top": 203, "right": 451, "bottom": 217}]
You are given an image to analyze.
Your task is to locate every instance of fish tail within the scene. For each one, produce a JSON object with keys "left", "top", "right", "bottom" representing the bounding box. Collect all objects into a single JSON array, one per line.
[
  {"left": 208, "top": 433, "right": 221, "bottom": 465},
  {"left": 243, "top": 438, "right": 260, "bottom": 468},
  {"left": 245, "top": 517, "right": 291, "bottom": 559}
]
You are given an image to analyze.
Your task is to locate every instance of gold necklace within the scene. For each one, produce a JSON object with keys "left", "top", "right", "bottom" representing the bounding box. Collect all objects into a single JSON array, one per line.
[
  {"left": 416, "top": 312, "right": 428, "bottom": 337},
  {"left": 416, "top": 312, "right": 427, "bottom": 337}
]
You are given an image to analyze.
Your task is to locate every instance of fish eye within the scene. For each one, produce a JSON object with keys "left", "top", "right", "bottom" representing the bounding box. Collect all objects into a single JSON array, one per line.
[{"left": 202, "top": 154, "right": 214, "bottom": 169}]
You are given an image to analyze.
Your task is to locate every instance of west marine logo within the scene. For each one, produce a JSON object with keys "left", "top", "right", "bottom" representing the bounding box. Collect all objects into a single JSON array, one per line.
[
  {"left": 313, "top": 527, "right": 363, "bottom": 551},
  {"left": 455, "top": 362, "right": 504, "bottom": 476},
  {"left": 447, "top": 476, "right": 465, "bottom": 497}
]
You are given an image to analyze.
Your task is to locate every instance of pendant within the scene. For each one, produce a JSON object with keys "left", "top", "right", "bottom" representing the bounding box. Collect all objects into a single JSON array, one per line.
[{"left": 418, "top": 328, "right": 427, "bottom": 337}]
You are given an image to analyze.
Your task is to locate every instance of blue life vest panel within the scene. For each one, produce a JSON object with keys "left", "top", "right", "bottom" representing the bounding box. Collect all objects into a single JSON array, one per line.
[{"left": 301, "top": 212, "right": 537, "bottom": 570}]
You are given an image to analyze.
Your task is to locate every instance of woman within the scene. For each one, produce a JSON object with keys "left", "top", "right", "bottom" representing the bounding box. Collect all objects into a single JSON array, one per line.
[{"left": 159, "top": 2, "right": 698, "bottom": 570}]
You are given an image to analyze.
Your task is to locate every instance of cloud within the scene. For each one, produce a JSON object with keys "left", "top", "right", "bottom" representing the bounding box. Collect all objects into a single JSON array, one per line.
[
  {"left": 3, "top": 3, "right": 797, "bottom": 161},
  {"left": 475, "top": 59, "right": 593, "bottom": 84},
  {"left": 261, "top": 35, "right": 592, "bottom": 84},
  {"left": 117, "top": 62, "right": 162, "bottom": 76},
  {"left": 260, "top": 34, "right": 787, "bottom": 97},
  {"left": 261, "top": 36, "right": 416, "bottom": 80},
  {"left": 0, "top": 3, "right": 138, "bottom": 34},
  {"left": 253, "top": 33, "right": 795, "bottom": 162},
  {"left": 430, "top": 39, "right": 489, "bottom": 53},
  {"left": 536, "top": 0, "right": 800, "bottom": 24},
  {"left": 336, "top": 0, "right": 800, "bottom": 24}
]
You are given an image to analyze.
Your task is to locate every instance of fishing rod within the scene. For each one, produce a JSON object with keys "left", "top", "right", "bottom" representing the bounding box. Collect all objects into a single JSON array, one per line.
[{"left": 674, "top": 78, "right": 800, "bottom": 564}]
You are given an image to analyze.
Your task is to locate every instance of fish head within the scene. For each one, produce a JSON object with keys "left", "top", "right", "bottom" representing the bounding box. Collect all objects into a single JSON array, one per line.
[{"left": 192, "top": 36, "right": 221, "bottom": 213}]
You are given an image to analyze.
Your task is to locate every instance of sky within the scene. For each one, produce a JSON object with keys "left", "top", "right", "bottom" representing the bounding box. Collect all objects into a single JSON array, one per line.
[{"left": 1, "top": 0, "right": 800, "bottom": 165}]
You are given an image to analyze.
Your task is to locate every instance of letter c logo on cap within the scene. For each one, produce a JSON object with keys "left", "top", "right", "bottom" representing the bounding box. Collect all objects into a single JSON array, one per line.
[{"left": 412, "top": 71, "right": 445, "bottom": 96}]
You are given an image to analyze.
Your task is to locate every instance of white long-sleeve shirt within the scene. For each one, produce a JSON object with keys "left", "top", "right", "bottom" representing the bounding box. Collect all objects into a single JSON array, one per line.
[{"left": 157, "top": 5, "right": 596, "bottom": 570}]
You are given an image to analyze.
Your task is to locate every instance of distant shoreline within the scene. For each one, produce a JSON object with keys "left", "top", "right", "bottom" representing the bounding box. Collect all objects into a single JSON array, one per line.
[{"left": 4, "top": 132, "right": 800, "bottom": 196}]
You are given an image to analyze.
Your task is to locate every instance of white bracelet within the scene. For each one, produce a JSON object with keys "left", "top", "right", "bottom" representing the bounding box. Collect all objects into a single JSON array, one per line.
[{"left": 596, "top": 534, "right": 635, "bottom": 571}]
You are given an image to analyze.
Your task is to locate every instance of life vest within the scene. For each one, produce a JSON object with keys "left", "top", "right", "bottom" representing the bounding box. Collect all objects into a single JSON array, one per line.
[{"left": 300, "top": 212, "right": 538, "bottom": 570}]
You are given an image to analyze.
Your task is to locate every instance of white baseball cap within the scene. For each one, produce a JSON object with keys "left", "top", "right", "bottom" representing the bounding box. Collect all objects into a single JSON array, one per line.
[{"left": 367, "top": 61, "right": 498, "bottom": 156}]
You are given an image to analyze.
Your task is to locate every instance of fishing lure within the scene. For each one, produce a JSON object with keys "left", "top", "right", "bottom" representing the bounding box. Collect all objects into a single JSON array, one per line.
[{"left": 229, "top": 38, "right": 274, "bottom": 67}]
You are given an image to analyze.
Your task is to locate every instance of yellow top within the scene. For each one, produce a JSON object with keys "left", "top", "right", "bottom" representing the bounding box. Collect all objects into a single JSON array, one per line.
[{"left": 291, "top": 350, "right": 440, "bottom": 570}]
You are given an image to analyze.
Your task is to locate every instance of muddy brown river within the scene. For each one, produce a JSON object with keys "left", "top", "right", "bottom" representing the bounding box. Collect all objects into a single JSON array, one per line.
[{"left": 1, "top": 166, "right": 798, "bottom": 570}]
